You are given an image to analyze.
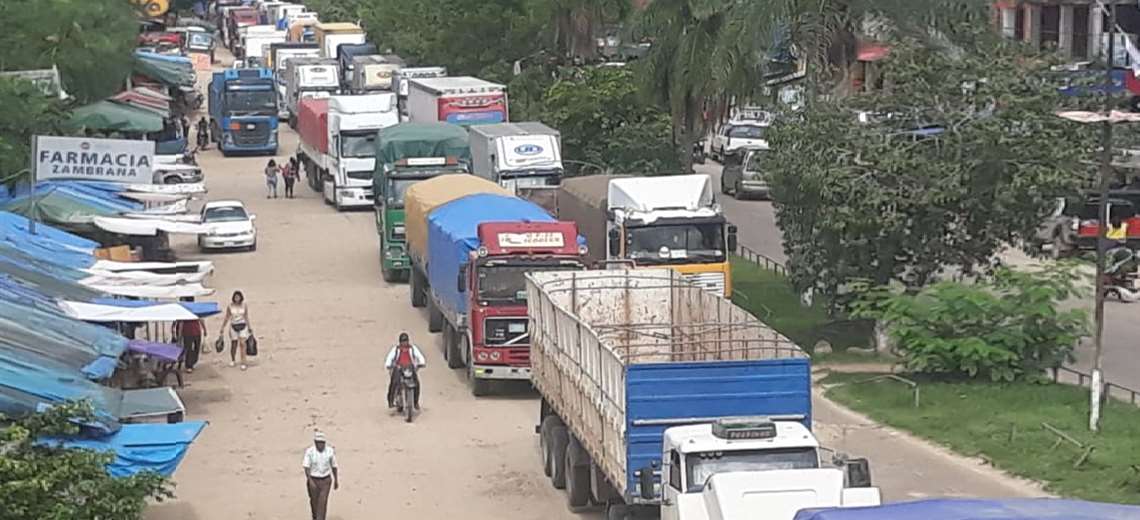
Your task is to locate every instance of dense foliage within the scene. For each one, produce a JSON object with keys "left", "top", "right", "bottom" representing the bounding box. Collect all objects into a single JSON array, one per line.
[
  {"left": 0, "top": 402, "right": 173, "bottom": 520},
  {"left": 0, "top": 79, "right": 71, "bottom": 182},
  {"left": 761, "top": 35, "right": 1098, "bottom": 299},
  {"left": 0, "top": 0, "right": 138, "bottom": 103},
  {"left": 853, "top": 267, "right": 1088, "bottom": 381}
]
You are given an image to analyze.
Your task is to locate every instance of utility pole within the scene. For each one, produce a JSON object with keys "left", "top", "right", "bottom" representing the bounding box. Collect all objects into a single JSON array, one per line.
[{"left": 1090, "top": 1, "right": 1118, "bottom": 432}]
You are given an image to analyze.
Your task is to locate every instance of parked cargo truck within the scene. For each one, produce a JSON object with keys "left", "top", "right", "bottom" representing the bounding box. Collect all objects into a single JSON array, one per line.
[
  {"left": 283, "top": 57, "right": 339, "bottom": 127},
  {"left": 335, "top": 43, "right": 379, "bottom": 90},
  {"left": 314, "top": 22, "right": 366, "bottom": 59},
  {"left": 557, "top": 174, "right": 737, "bottom": 297},
  {"left": 209, "top": 68, "right": 279, "bottom": 156},
  {"left": 350, "top": 54, "right": 405, "bottom": 94},
  {"left": 373, "top": 123, "right": 472, "bottom": 282},
  {"left": 407, "top": 76, "right": 507, "bottom": 126},
  {"left": 404, "top": 177, "right": 588, "bottom": 395},
  {"left": 527, "top": 269, "right": 880, "bottom": 520},
  {"left": 295, "top": 94, "right": 399, "bottom": 209},
  {"left": 469, "top": 122, "right": 563, "bottom": 213}
]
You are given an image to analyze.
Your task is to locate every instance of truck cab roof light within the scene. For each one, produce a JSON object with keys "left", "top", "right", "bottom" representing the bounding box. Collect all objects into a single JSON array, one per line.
[{"left": 711, "top": 417, "right": 778, "bottom": 440}]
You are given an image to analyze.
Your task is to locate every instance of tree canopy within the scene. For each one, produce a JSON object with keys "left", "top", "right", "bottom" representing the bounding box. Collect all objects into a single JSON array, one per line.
[
  {"left": 0, "top": 402, "right": 173, "bottom": 520},
  {"left": 0, "top": 0, "right": 139, "bottom": 103},
  {"left": 762, "top": 34, "right": 1099, "bottom": 300}
]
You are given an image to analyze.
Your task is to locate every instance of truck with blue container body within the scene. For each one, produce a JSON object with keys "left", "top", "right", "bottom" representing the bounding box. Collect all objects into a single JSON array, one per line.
[
  {"left": 405, "top": 178, "right": 588, "bottom": 395},
  {"left": 526, "top": 269, "right": 880, "bottom": 519},
  {"left": 209, "top": 68, "right": 280, "bottom": 156},
  {"left": 793, "top": 498, "right": 1140, "bottom": 520}
]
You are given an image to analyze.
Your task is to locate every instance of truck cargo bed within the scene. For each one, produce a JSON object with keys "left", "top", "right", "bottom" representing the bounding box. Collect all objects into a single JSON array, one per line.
[{"left": 526, "top": 269, "right": 809, "bottom": 500}]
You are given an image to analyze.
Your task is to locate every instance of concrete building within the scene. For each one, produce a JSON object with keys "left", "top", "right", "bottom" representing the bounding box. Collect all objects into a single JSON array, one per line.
[{"left": 993, "top": 1, "right": 1140, "bottom": 61}]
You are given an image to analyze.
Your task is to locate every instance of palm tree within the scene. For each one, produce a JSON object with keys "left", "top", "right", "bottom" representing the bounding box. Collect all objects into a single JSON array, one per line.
[{"left": 552, "top": 0, "right": 632, "bottom": 60}]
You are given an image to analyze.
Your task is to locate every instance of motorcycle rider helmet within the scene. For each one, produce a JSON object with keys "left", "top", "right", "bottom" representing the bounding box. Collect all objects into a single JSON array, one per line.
[{"left": 398, "top": 332, "right": 409, "bottom": 344}]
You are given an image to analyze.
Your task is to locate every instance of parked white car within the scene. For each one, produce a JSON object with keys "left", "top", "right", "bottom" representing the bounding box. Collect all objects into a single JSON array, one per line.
[
  {"left": 199, "top": 200, "right": 257, "bottom": 252},
  {"left": 711, "top": 121, "right": 770, "bottom": 162}
]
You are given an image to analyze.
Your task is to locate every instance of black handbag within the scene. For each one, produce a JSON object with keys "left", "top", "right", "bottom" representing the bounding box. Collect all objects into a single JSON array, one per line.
[
  {"left": 245, "top": 334, "right": 258, "bottom": 356},
  {"left": 214, "top": 336, "right": 225, "bottom": 353}
]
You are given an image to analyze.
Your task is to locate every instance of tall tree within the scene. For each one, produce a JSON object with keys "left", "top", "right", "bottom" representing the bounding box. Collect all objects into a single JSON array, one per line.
[
  {"left": 552, "top": 0, "right": 630, "bottom": 59},
  {"left": 0, "top": 79, "right": 71, "bottom": 178},
  {"left": 0, "top": 0, "right": 138, "bottom": 103}
]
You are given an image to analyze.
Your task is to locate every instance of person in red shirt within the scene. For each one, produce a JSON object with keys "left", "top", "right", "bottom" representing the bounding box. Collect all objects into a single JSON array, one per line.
[
  {"left": 173, "top": 297, "right": 207, "bottom": 373},
  {"left": 385, "top": 332, "right": 425, "bottom": 410}
]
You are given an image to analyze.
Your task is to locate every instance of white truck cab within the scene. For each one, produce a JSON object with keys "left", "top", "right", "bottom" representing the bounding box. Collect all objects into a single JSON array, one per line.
[
  {"left": 324, "top": 93, "right": 400, "bottom": 208},
  {"left": 712, "top": 109, "right": 773, "bottom": 162},
  {"left": 654, "top": 418, "right": 880, "bottom": 520}
]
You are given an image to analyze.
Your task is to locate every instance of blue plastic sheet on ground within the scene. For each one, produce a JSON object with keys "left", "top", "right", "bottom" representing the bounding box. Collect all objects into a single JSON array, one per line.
[
  {"left": 793, "top": 499, "right": 1140, "bottom": 520},
  {"left": 91, "top": 298, "right": 221, "bottom": 317},
  {"left": 0, "top": 356, "right": 122, "bottom": 434},
  {"left": 40, "top": 420, "right": 206, "bottom": 477}
]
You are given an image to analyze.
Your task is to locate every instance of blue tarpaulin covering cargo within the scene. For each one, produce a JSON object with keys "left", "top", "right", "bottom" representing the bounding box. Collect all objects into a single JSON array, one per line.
[
  {"left": 426, "top": 194, "right": 555, "bottom": 316},
  {"left": 41, "top": 420, "right": 206, "bottom": 477},
  {"left": 793, "top": 499, "right": 1140, "bottom": 520}
]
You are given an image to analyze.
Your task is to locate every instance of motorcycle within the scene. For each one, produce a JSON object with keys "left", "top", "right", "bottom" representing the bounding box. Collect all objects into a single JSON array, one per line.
[
  {"left": 392, "top": 365, "right": 419, "bottom": 423},
  {"left": 1103, "top": 246, "right": 1140, "bottom": 302},
  {"left": 692, "top": 139, "right": 707, "bottom": 165}
]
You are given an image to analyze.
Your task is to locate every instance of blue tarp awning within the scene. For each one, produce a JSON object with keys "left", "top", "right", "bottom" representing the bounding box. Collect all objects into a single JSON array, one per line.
[
  {"left": 0, "top": 211, "right": 99, "bottom": 250},
  {"left": 41, "top": 420, "right": 206, "bottom": 477},
  {"left": 91, "top": 298, "right": 221, "bottom": 318},
  {"left": 794, "top": 499, "right": 1140, "bottom": 520}
]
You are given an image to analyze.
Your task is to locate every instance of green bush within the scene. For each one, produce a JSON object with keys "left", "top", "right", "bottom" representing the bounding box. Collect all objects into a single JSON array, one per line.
[{"left": 852, "top": 266, "right": 1088, "bottom": 381}]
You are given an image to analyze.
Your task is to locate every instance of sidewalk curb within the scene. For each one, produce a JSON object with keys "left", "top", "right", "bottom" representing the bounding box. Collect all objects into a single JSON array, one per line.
[{"left": 812, "top": 387, "right": 1054, "bottom": 498}]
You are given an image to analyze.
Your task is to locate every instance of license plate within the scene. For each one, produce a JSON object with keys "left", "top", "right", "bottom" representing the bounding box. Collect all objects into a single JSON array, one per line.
[
  {"left": 223, "top": 242, "right": 234, "bottom": 246},
  {"left": 245, "top": 124, "right": 256, "bottom": 130},
  {"left": 508, "top": 323, "right": 525, "bottom": 333}
]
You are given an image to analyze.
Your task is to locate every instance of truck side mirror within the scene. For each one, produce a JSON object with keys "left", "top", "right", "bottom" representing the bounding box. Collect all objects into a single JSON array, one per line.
[
  {"left": 845, "top": 458, "right": 872, "bottom": 488},
  {"left": 457, "top": 264, "right": 467, "bottom": 292},
  {"left": 608, "top": 228, "right": 620, "bottom": 256},
  {"left": 638, "top": 462, "right": 658, "bottom": 500},
  {"left": 727, "top": 225, "right": 738, "bottom": 253}
]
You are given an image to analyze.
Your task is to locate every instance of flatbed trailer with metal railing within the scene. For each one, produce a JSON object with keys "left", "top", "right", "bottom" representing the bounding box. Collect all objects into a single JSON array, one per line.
[{"left": 525, "top": 268, "right": 810, "bottom": 518}]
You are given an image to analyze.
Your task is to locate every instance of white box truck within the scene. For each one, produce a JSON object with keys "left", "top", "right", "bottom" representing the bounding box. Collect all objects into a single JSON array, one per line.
[
  {"left": 284, "top": 57, "right": 339, "bottom": 127},
  {"left": 314, "top": 22, "right": 366, "bottom": 59},
  {"left": 392, "top": 66, "right": 446, "bottom": 121},
  {"left": 406, "top": 76, "right": 507, "bottom": 126},
  {"left": 468, "top": 122, "right": 562, "bottom": 213},
  {"left": 526, "top": 269, "right": 881, "bottom": 520}
]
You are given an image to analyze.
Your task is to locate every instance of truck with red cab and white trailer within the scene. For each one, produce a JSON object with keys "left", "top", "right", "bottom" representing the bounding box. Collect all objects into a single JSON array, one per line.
[{"left": 406, "top": 76, "right": 507, "bottom": 126}]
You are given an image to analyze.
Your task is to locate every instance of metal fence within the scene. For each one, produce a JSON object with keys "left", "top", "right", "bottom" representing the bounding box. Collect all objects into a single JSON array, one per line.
[
  {"left": 738, "top": 245, "right": 788, "bottom": 277},
  {"left": 1052, "top": 366, "right": 1140, "bottom": 407}
]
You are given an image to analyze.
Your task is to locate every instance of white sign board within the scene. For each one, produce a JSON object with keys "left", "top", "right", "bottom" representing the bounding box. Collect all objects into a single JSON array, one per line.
[
  {"left": 498, "top": 232, "right": 564, "bottom": 248},
  {"left": 34, "top": 136, "right": 155, "bottom": 184}
]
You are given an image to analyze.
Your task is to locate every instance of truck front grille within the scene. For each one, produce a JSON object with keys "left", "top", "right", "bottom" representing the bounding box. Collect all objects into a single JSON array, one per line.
[
  {"left": 682, "top": 271, "right": 726, "bottom": 296},
  {"left": 484, "top": 317, "right": 529, "bottom": 346},
  {"left": 234, "top": 122, "right": 270, "bottom": 145}
]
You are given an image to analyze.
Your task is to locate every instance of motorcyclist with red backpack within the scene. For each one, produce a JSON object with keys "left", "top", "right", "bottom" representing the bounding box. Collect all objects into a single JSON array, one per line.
[{"left": 386, "top": 332, "right": 426, "bottom": 410}]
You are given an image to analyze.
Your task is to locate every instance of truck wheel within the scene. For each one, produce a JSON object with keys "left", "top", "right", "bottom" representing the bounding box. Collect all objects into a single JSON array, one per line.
[
  {"left": 382, "top": 266, "right": 398, "bottom": 283},
  {"left": 428, "top": 299, "right": 443, "bottom": 333},
  {"left": 446, "top": 326, "right": 465, "bottom": 369},
  {"left": 605, "top": 504, "right": 631, "bottom": 520},
  {"left": 565, "top": 437, "right": 592, "bottom": 509},
  {"left": 410, "top": 270, "right": 426, "bottom": 308},
  {"left": 546, "top": 423, "right": 569, "bottom": 489},
  {"left": 539, "top": 415, "right": 564, "bottom": 477},
  {"left": 591, "top": 461, "right": 621, "bottom": 504}
]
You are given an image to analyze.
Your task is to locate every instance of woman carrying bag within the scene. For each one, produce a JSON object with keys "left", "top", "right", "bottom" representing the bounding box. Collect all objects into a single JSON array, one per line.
[{"left": 220, "top": 290, "right": 254, "bottom": 371}]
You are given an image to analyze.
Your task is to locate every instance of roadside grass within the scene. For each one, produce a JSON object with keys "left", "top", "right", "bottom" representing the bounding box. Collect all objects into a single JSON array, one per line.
[
  {"left": 822, "top": 372, "right": 1140, "bottom": 504},
  {"left": 730, "top": 256, "right": 873, "bottom": 352}
]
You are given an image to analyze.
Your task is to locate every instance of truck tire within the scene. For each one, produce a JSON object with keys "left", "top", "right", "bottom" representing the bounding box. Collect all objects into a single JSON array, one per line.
[
  {"left": 446, "top": 324, "right": 464, "bottom": 369},
  {"left": 539, "top": 415, "right": 564, "bottom": 478},
  {"left": 565, "top": 436, "right": 592, "bottom": 509},
  {"left": 545, "top": 421, "right": 569, "bottom": 489},
  {"left": 410, "top": 270, "right": 426, "bottom": 308},
  {"left": 605, "top": 504, "right": 632, "bottom": 520},
  {"left": 591, "top": 462, "right": 621, "bottom": 504},
  {"left": 382, "top": 265, "right": 399, "bottom": 283},
  {"left": 428, "top": 299, "right": 443, "bottom": 333}
]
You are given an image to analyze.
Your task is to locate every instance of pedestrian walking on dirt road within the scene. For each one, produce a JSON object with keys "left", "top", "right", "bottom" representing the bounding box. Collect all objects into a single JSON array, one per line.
[
  {"left": 265, "top": 159, "right": 279, "bottom": 198},
  {"left": 283, "top": 157, "right": 298, "bottom": 198},
  {"left": 303, "top": 431, "right": 339, "bottom": 520},
  {"left": 173, "top": 297, "right": 206, "bottom": 373},
  {"left": 220, "top": 290, "right": 252, "bottom": 371}
]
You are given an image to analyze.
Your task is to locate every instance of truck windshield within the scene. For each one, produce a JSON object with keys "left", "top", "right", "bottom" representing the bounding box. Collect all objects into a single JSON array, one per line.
[
  {"left": 341, "top": 132, "right": 378, "bottom": 158},
  {"left": 627, "top": 223, "right": 725, "bottom": 264},
  {"left": 728, "top": 125, "right": 766, "bottom": 139},
  {"left": 477, "top": 263, "right": 582, "bottom": 304},
  {"left": 224, "top": 89, "right": 276, "bottom": 114},
  {"left": 686, "top": 448, "right": 819, "bottom": 492}
]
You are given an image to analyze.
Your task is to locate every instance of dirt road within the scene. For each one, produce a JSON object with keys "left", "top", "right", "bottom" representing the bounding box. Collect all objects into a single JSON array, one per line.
[{"left": 146, "top": 59, "right": 1042, "bottom": 519}]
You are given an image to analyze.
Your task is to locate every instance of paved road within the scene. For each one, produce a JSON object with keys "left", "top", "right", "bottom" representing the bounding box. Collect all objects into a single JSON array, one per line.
[{"left": 698, "top": 159, "right": 1140, "bottom": 396}]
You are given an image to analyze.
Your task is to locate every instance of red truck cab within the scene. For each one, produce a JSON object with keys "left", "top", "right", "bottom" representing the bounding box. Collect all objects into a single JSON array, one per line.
[{"left": 457, "top": 221, "right": 586, "bottom": 393}]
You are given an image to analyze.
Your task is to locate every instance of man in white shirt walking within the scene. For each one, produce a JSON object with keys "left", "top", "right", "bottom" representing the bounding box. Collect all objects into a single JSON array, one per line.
[{"left": 302, "top": 431, "right": 339, "bottom": 520}]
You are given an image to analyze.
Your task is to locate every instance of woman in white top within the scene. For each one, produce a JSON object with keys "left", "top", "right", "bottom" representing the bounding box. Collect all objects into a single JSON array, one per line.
[{"left": 220, "top": 290, "right": 253, "bottom": 370}]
